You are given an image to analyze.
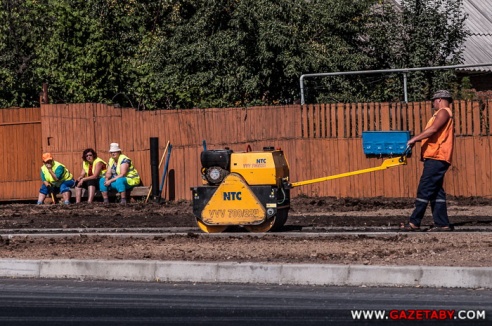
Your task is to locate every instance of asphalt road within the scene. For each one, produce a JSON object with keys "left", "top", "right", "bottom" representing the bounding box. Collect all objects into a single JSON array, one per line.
[{"left": 0, "top": 278, "right": 490, "bottom": 325}]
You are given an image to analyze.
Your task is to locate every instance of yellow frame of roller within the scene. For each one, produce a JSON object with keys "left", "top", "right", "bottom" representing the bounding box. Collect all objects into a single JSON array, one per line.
[
  {"left": 201, "top": 173, "right": 266, "bottom": 225},
  {"left": 289, "top": 156, "right": 408, "bottom": 188}
]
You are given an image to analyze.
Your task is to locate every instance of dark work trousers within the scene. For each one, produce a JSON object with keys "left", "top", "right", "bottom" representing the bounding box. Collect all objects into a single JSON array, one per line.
[{"left": 409, "top": 159, "right": 451, "bottom": 227}]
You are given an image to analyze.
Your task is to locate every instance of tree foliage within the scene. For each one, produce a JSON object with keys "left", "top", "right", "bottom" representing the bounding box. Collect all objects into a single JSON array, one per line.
[
  {"left": 361, "top": 0, "right": 468, "bottom": 102},
  {"left": 0, "top": 0, "right": 49, "bottom": 107},
  {"left": 0, "top": 0, "right": 468, "bottom": 108}
]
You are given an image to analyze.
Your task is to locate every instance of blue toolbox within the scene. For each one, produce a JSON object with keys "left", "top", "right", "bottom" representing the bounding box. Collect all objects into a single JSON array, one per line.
[{"left": 362, "top": 131, "right": 411, "bottom": 156}]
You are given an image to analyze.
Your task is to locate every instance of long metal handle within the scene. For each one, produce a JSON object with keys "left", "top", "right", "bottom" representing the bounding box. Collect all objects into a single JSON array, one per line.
[{"left": 289, "top": 156, "right": 408, "bottom": 188}]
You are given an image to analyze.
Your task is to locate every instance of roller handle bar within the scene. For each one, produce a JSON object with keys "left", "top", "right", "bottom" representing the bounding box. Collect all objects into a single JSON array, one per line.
[{"left": 286, "top": 146, "right": 412, "bottom": 189}]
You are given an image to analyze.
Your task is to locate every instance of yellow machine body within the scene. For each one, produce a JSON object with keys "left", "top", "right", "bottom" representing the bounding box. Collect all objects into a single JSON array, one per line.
[
  {"left": 230, "top": 151, "right": 289, "bottom": 187},
  {"left": 201, "top": 173, "right": 266, "bottom": 225},
  {"left": 192, "top": 148, "right": 291, "bottom": 233}
]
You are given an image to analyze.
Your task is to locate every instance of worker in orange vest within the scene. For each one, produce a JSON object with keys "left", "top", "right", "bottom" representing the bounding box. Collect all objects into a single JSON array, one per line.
[{"left": 401, "top": 90, "right": 455, "bottom": 232}]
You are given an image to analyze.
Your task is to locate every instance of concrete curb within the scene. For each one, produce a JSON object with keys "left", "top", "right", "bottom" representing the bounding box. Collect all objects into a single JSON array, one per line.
[{"left": 0, "top": 259, "right": 491, "bottom": 289}]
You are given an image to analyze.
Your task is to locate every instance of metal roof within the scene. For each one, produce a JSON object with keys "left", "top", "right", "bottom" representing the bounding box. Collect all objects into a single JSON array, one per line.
[
  {"left": 465, "top": 0, "right": 492, "bottom": 35},
  {"left": 393, "top": 0, "right": 492, "bottom": 72},
  {"left": 462, "top": 0, "right": 492, "bottom": 71},
  {"left": 463, "top": 35, "right": 492, "bottom": 69}
]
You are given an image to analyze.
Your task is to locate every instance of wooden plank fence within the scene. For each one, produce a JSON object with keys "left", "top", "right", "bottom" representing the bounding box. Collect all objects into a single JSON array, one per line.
[
  {"left": 0, "top": 108, "right": 41, "bottom": 200},
  {"left": 1, "top": 100, "right": 491, "bottom": 202}
]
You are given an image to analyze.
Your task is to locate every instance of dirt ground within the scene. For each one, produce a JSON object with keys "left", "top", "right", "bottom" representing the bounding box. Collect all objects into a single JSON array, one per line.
[{"left": 1, "top": 196, "right": 492, "bottom": 267}]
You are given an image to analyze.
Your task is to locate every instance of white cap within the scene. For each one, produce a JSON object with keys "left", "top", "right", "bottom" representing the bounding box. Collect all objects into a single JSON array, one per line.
[{"left": 109, "top": 143, "right": 122, "bottom": 152}]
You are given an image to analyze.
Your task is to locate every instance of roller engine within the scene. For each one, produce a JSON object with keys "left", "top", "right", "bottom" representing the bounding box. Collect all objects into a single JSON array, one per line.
[{"left": 191, "top": 147, "right": 290, "bottom": 233}]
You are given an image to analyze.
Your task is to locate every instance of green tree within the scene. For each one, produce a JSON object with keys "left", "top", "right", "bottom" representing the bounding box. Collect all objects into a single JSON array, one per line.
[
  {"left": 0, "top": 0, "right": 50, "bottom": 107},
  {"left": 362, "top": 0, "right": 468, "bottom": 102},
  {"left": 136, "top": 0, "right": 377, "bottom": 108},
  {"left": 0, "top": 0, "right": 468, "bottom": 108},
  {"left": 33, "top": 0, "right": 150, "bottom": 104}
]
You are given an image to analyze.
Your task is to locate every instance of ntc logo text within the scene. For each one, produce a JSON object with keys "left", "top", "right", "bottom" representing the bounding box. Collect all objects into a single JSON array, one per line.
[
  {"left": 223, "top": 192, "right": 242, "bottom": 200},
  {"left": 256, "top": 159, "right": 266, "bottom": 163}
]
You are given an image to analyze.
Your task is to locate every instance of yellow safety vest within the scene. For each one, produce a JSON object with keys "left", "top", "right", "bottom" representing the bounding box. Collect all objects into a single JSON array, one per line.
[
  {"left": 41, "top": 161, "right": 73, "bottom": 187},
  {"left": 108, "top": 154, "right": 141, "bottom": 186},
  {"left": 83, "top": 157, "right": 107, "bottom": 177}
]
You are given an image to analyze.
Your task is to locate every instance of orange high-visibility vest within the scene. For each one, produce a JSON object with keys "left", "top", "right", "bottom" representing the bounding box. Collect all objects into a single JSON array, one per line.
[{"left": 421, "top": 107, "right": 454, "bottom": 164}]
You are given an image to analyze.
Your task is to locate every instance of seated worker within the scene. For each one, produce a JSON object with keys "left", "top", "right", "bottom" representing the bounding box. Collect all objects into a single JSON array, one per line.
[
  {"left": 99, "top": 143, "right": 141, "bottom": 205},
  {"left": 37, "top": 153, "right": 75, "bottom": 205},
  {"left": 75, "top": 148, "right": 107, "bottom": 203}
]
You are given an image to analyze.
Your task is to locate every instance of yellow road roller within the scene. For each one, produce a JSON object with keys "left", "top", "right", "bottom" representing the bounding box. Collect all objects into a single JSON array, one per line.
[{"left": 191, "top": 146, "right": 409, "bottom": 233}]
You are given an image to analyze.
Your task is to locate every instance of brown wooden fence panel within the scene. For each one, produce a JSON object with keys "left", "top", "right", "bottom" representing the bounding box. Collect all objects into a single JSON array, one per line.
[
  {"left": 329, "top": 103, "right": 336, "bottom": 137},
  {"left": 466, "top": 101, "right": 473, "bottom": 136},
  {"left": 473, "top": 137, "right": 487, "bottom": 196},
  {"left": 350, "top": 138, "right": 362, "bottom": 197},
  {"left": 472, "top": 101, "right": 481, "bottom": 136},
  {"left": 2, "top": 101, "right": 492, "bottom": 201},
  {"left": 342, "top": 104, "right": 349, "bottom": 138},
  {"left": 411, "top": 102, "right": 421, "bottom": 135},
  {"left": 312, "top": 103, "right": 320, "bottom": 138},
  {"left": 391, "top": 103, "right": 398, "bottom": 130},
  {"left": 481, "top": 136, "right": 492, "bottom": 196},
  {"left": 0, "top": 108, "right": 41, "bottom": 200},
  {"left": 465, "top": 137, "right": 478, "bottom": 196},
  {"left": 348, "top": 103, "right": 355, "bottom": 137},
  {"left": 319, "top": 103, "right": 327, "bottom": 138},
  {"left": 456, "top": 137, "right": 470, "bottom": 196},
  {"left": 307, "top": 104, "right": 315, "bottom": 138},
  {"left": 460, "top": 101, "right": 468, "bottom": 135},
  {"left": 381, "top": 103, "right": 390, "bottom": 130},
  {"left": 338, "top": 139, "right": 352, "bottom": 196},
  {"left": 488, "top": 100, "right": 492, "bottom": 136},
  {"left": 368, "top": 103, "right": 375, "bottom": 131},
  {"left": 335, "top": 103, "right": 342, "bottom": 138}
]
